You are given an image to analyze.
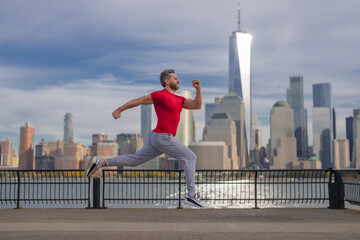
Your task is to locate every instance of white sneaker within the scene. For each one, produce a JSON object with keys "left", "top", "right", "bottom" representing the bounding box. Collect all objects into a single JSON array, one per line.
[
  {"left": 184, "top": 193, "right": 205, "bottom": 208},
  {"left": 84, "top": 156, "right": 100, "bottom": 178}
]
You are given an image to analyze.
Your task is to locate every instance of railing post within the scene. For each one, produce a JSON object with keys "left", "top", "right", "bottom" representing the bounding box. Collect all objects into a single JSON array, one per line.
[
  {"left": 93, "top": 178, "right": 101, "bottom": 209},
  {"left": 328, "top": 169, "right": 345, "bottom": 209},
  {"left": 177, "top": 170, "right": 182, "bottom": 209},
  {"left": 16, "top": 171, "right": 21, "bottom": 209},
  {"left": 253, "top": 171, "right": 259, "bottom": 209},
  {"left": 102, "top": 170, "right": 106, "bottom": 209}
]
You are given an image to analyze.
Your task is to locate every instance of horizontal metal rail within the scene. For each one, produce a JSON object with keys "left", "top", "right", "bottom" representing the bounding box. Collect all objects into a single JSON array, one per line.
[
  {"left": 0, "top": 170, "right": 90, "bottom": 208},
  {"left": 102, "top": 169, "right": 333, "bottom": 208}
]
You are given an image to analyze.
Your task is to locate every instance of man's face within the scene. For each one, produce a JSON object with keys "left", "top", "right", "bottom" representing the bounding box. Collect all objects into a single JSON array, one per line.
[{"left": 167, "top": 73, "right": 179, "bottom": 91}]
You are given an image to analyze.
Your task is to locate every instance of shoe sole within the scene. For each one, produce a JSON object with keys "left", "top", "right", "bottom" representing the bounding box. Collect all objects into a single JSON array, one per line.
[
  {"left": 184, "top": 197, "right": 204, "bottom": 208},
  {"left": 84, "top": 157, "right": 98, "bottom": 178}
]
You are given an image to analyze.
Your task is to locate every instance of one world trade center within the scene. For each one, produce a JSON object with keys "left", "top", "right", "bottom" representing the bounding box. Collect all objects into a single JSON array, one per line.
[{"left": 228, "top": 2, "right": 252, "bottom": 153}]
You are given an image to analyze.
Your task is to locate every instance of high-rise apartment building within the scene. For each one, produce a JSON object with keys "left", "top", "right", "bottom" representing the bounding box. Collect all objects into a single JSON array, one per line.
[
  {"left": 333, "top": 139, "right": 350, "bottom": 169},
  {"left": 270, "top": 101, "right": 297, "bottom": 169},
  {"left": 0, "top": 140, "right": 14, "bottom": 166},
  {"left": 286, "top": 76, "right": 308, "bottom": 159},
  {"left": 19, "top": 122, "right": 35, "bottom": 170},
  {"left": 141, "top": 104, "right": 152, "bottom": 145},
  {"left": 312, "top": 83, "right": 333, "bottom": 168},
  {"left": 63, "top": 113, "right": 74, "bottom": 144},
  {"left": 175, "top": 91, "right": 194, "bottom": 147},
  {"left": 228, "top": 6, "right": 252, "bottom": 152}
]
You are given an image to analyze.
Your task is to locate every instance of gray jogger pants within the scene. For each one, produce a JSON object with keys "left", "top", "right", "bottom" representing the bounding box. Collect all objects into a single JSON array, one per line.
[{"left": 105, "top": 131, "right": 197, "bottom": 196}]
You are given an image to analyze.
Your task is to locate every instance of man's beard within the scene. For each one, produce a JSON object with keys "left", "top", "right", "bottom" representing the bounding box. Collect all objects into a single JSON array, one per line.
[{"left": 170, "top": 82, "right": 179, "bottom": 91}]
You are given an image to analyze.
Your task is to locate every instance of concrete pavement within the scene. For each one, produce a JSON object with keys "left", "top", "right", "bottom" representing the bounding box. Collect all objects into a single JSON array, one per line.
[{"left": 0, "top": 208, "right": 359, "bottom": 240}]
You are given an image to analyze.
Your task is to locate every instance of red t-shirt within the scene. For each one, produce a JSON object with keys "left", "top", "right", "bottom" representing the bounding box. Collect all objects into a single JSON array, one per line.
[{"left": 150, "top": 89, "right": 186, "bottom": 137}]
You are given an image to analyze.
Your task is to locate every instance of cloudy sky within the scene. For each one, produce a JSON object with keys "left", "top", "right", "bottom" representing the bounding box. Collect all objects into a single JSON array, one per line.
[{"left": 0, "top": 0, "right": 359, "bottom": 154}]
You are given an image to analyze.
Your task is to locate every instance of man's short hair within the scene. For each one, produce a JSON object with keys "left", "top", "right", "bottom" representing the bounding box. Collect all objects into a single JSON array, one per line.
[{"left": 159, "top": 69, "right": 175, "bottom": 87}]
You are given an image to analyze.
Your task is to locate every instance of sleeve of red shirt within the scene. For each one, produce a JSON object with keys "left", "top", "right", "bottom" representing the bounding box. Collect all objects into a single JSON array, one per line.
[
  {"left": 180, "top": 96, "right": 186, "bottom": 106},
  {"left": 150, "top": 91, "right": 162, "bottom": 105}
]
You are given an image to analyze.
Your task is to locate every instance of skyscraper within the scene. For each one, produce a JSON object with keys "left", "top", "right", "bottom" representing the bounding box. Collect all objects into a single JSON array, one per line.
[
  {"left": 141, "top": 104, "right": 152, "bottom": 145},
  {"left": 0, "top": 140, "right": 14, "bottom": 166},
  {"left": 270, "top": 101, "right": 297, "bottom": 169},
  {"left": 63, "top": 113, "right": 74, "bottom": 144},
  {"left": 353, "top": 109, "right": 360, "bottom": 168},
  {"left": 19, "top": 122, "right": 35, "bottom": 170},
  {"left": 312, "top": 83, "right": 333, "bottom": 168},
  {"left": 219, "top": 92, "right": 247, "bottom": 168},
  {"left": 228, "top": 2, "right": 252, "bottom": 152},
  {"left": 286, "top": 76, "right": 308, "bottom": 159},
  {"left": 346, "top": 116, "right": 354, "bottom": 162},
  {"left": 175, "top": 91, "right": 194, "bottom": 147},
  {"left": 204, "top": 113, "right": 239, "bottom": 169}
]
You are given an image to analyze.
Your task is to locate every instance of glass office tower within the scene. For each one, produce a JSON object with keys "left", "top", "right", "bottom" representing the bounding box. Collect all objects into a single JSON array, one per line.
[
  {"left": 287, "top": 76, "right": 308, "bottom": 159},
  {"left": 312, "top": 83, "right": 333, "bottom": 168},
  {"left": 228, "top": 31, "right": 252, "bottom": 153}
]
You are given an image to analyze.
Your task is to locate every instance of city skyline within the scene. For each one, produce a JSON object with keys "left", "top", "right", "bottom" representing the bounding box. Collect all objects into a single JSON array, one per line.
[{"left": 0, "top": 0, "right": 359, "bottom": 153}]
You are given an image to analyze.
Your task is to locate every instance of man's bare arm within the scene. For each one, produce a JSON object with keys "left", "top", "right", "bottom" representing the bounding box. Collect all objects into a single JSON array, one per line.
[
  {"left": 183, "top": 80, "right": 202, "bottom": 110},
  {"left": 112, "top": 95, "right": 153, "bottom": 119}
]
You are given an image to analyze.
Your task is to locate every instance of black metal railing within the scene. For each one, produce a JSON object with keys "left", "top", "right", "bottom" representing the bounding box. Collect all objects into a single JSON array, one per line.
[
  {"left": 331, "top": 169, "right": 360, "bottom": 206},
  {"left": 102, "top": 169, "right": 332, "bottom": 208},
  {"left": 1, "top": 169, "right": 359, "bottom": 209},
  {"left": 0, "top": 170, "right": 90, "bottom": 208}
]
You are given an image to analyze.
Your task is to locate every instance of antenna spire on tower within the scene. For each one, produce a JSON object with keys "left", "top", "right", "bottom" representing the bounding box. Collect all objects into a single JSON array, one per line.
[{"left": 238, "top": 0, "right": 241, "bottom": 32}]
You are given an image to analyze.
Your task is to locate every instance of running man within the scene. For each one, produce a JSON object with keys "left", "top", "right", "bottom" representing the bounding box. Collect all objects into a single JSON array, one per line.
[{"left": 84, "top": 69, "right": 204, "bottom": 208}]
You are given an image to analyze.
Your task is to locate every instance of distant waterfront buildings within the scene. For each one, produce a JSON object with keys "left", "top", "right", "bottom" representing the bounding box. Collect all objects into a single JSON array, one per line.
[
  {"left": 63, "top": 113, "right": 74, "bottom": 144},
  {"left": 19, "top": 122, "right": 35, "bottom": 170},
  {"left": 312, "top": 83, "right": 333, "bottom": 168},
  {"left": 286, "top": 76, "right": 308, "bottom": 159},
  {"left": 141, "top": 104, "right": 152, "bottom": 145}
]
